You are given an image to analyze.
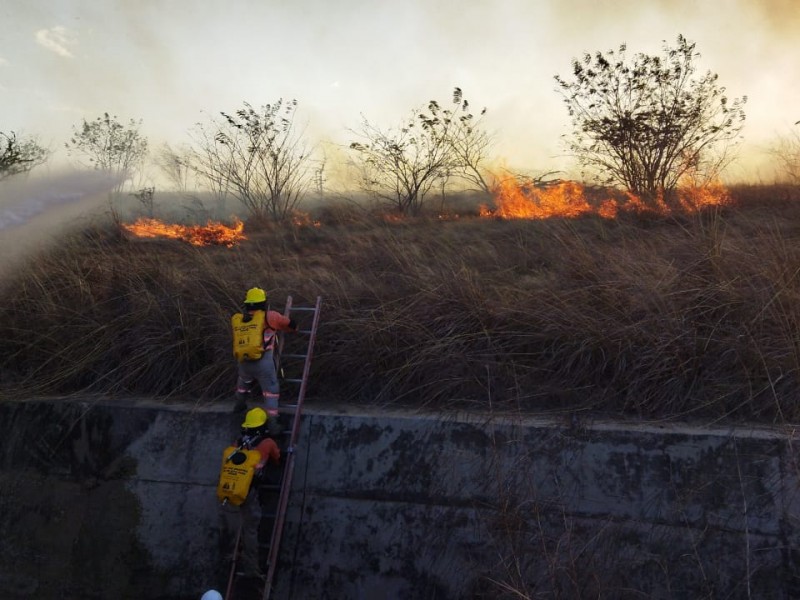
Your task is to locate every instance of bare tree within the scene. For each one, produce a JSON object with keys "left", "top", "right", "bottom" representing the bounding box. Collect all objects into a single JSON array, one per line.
[
  {"left": 349, "top": 88, "right": 493, "bottom": 214},
  {"left": 441, "top": 87, "right": 494, "bottom": 194},
  {"left": 314, "top": 152, "right": 327, "bottom": 196},
  {"left": 349, "top": 115, "right": 450, "bottom": 215},
  {"left": 0, "top": 131, "right": 48, "bottom": 181},
  {"left": 156, "top": 143, "right": 193, "bottom": 194},
  {"left": 555, "top": 35, "right": 747, "bottom": 205},
  {"left": 65, "top": 113, "right": 148, "bottom": 191},
  {"left": 186, "top": 100, "right": 312, "bottom": 221},
  {"left": 769, "top": 122, "right": 800, "bottom": 184},
  {"left": 130, "top": 186, "right": 156, "bottom": 217}
]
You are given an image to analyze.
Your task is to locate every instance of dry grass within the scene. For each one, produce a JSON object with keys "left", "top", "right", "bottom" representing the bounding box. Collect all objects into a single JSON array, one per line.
[{"left": 2, "top": 185, "right": 800, "bottom": 423}]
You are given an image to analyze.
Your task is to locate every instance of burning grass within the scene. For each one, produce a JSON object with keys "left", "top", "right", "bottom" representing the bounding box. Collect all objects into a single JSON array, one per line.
[
  {"left": 2, "top": 184, "right": 800, "bottom": 424},
  {"left": 480, "top": 179, "right": 732, "bottom": 220},
  {"left": 121, "top": 217, "right": 246, "bottom": 247}
]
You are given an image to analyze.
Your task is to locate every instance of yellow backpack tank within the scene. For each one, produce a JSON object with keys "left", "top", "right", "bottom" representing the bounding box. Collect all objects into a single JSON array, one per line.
[
  {"left": 216, "top": 446, "right": 262, "bottom": 506},
  {"left": 231, "top": 310, "right": 266, "bottom": 362}
]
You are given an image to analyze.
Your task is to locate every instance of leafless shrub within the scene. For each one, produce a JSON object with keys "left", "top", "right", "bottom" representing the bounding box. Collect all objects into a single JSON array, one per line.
[
  {"left": 768, "top": 123, "right": 800, "bottom": 184},
  {"left": 186, "top": 100, "right": 313, "bottom": 221}
]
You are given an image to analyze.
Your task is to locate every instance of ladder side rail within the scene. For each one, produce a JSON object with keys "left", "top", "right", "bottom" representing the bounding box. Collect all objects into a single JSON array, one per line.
[
  {"left": 262, "top": 451, "right": 297, "bottom": 600},
  {"left": 224, "top": 518, "right": 244, "bottom": 600},
  {"left": 287, "top": 295, "right": 322, "bottom": 447},
  {"left": 261, "top": 295, "right": 322, "bottom": 600}
]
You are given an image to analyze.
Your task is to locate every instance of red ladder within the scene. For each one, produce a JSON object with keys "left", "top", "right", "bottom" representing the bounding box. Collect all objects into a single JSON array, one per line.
[{"left": 224, "top": 295, "right": 322, "bottom": 600}]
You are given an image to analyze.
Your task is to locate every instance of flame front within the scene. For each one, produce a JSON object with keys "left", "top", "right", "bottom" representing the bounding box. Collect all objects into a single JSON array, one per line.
[
  {"left": 291, "top": 210, "right": 322, "bottom": 228},
  {"left": 122, "top": 218, "right": 247, "bottom": 247},
  {"left": 481, "top": 179, "right": 731, "bottom": 220}
]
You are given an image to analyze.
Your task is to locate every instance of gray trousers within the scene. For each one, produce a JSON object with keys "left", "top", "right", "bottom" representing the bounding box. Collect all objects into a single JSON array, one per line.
[{"left": 236, "top": 350, "right": 280, "bottom": 413}]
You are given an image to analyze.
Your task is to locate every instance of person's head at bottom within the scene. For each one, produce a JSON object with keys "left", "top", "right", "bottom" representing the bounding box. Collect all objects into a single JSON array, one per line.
[
  {"left": 201, "top": 591, "right": 223, "bottom": 600},
  {"left": 241, "top": 407, "right": 270, "bottom": 437}
]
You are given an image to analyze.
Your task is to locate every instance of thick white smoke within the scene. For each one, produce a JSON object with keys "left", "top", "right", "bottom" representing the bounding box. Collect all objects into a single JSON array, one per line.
[
  {"left": 0, "top": 170, "right": 124, "bottom": 277},
  {"left": 0, "top": 170, "right": 122, "bottom": 231}
]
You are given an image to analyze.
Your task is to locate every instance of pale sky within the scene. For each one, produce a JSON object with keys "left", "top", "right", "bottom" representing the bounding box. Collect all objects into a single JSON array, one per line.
[{"left": 1, "top": 0, "right": 799, "bottom": 185}]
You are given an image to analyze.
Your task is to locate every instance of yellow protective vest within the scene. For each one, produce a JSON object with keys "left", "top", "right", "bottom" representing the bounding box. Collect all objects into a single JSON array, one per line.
[
  {"left": 216, "top": 446, "right": 261, "bottom": 506},
  {"left": 231, "top": 310, "right": 266, "bottom": 362}
]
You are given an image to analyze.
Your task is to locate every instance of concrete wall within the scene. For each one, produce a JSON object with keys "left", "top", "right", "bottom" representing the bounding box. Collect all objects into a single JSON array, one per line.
[{"left": 1, "top": 398, "right": 799, "bottom": 599}]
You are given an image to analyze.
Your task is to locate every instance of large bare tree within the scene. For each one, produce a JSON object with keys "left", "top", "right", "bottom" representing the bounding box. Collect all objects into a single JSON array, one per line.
[
  {"left": 349, "top": 88, "right": 493, "bottom": 215},
  {"left": 555, "top": 35, "right": 746, "bottom": 204},
  {"left": 187, "top": 100, "right": 312, "bottom": 221}
]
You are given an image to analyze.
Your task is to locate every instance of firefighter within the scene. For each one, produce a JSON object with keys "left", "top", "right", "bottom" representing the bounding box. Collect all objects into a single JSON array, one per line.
[
  {"left": 237, "top": 407, "right": 281, "bottom": 472},
  {"left": 219, "top": 407, "right": 281, "bottom": 579},
  {"left": 232, "top": 287, "right": 298, "bottom": 419}
]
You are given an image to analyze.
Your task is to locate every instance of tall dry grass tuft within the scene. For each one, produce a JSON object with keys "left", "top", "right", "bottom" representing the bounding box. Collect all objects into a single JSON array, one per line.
[{"left": 1, "top": 186, "right": 800, "bottom": 422}]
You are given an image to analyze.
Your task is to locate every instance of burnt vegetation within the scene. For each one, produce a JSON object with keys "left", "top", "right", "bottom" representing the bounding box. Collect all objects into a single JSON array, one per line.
[{"left": 1, "top": 184, "right": 800, "bottom": 425}]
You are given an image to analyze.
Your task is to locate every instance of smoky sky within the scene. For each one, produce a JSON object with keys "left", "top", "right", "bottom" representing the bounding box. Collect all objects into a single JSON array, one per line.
[{"left": 1, "top": 0, "right": 798, "bottom": 183}]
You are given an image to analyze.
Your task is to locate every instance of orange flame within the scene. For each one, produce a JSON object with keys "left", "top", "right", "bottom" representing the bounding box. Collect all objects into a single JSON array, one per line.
[
  {"left": 122, "top": 218, "right": 247, "bottom": 247},
  {"left": 481, "top": 179, "right": 731, "bottom": 220},
  {"left": 381, "top": 213, "right": 405, "bottom": 223},
  {"left": 291, "top": 210, "right": 322, "bottom": 228}
]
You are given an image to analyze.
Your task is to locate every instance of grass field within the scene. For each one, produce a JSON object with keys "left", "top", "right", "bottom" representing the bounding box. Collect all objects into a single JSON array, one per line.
[{"left": 2, "top": 183, "right": 800, "bottom": 425}]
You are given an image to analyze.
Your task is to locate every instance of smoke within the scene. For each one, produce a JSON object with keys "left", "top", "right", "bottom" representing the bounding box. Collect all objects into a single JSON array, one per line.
[
  {"left": 546, "top": 0, "right": 798, "bottom": 40},
  {"left": 0, "top": 170, "right": 123, "bottom": 231},
  {"left": 0, "top": 170, "right": 123, "bottom": 277}
]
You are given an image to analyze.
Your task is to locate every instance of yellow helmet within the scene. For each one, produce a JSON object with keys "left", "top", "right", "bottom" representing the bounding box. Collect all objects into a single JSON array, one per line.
[
  {"left": 242, "top": 407, "right": 268, "bottom": 429},
  {"left": 244, "top": 287, "right": 267, "bottom": 304}
]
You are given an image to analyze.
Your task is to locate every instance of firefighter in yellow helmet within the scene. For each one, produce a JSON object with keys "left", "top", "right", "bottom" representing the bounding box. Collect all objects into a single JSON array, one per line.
[
  {"left": 238, "top": 407, "right": 280, "bottom": 469},
  {"left": 232, "top": 287, "right": 298, "bottom": 418},
  {"left": 219, "top": 408, "right": 281, "bottom": 580}
]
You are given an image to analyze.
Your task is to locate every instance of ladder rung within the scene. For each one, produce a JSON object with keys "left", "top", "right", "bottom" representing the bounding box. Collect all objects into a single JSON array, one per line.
[
  {"left": 284, "top": 378, "right": 302, "bottom": 384},
  {"left": 290, "top": 306, "right": 317, "bottom": 312},
  {"left": 235, "top": 570, "right": 267, "bottom": 578},
  {"left": 298, "top": 329, "right": 313, "bottom": 334},
  {"left": 281, "top": 353, "right": 307, "bottom": 359}
]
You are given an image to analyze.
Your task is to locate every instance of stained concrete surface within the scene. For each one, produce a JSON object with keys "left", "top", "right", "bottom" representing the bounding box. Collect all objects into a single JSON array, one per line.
[{"left": 1, "top": 397, "right": 799, "bottom": 599}]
